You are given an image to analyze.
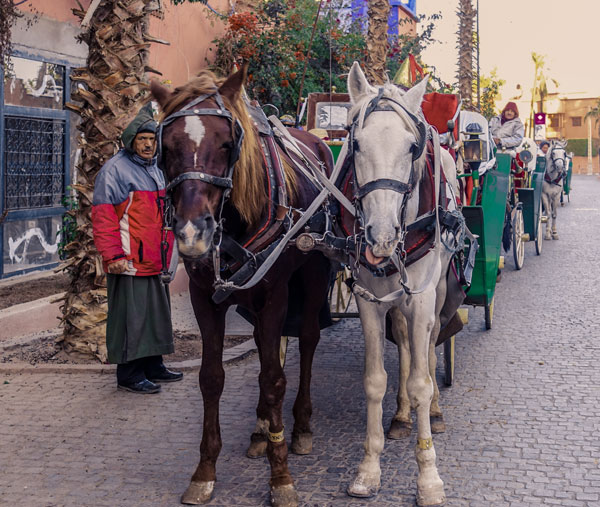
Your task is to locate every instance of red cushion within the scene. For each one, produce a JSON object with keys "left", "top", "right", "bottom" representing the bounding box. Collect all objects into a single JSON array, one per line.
[{"left": 422, "top": 93, "right": 459, "bottom": 135}]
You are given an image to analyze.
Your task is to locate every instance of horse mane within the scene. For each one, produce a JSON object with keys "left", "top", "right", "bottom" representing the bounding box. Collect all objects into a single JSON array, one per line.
[{"left": 160, "top": 70, "right": 297, "bottom": 226}]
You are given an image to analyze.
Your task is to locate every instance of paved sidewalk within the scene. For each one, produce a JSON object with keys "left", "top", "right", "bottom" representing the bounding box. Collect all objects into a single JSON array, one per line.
[{"left": 1, "top": 175, "right": 600, "bottom": 506}]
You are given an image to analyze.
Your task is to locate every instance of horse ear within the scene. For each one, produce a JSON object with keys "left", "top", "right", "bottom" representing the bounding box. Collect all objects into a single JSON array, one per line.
[
  {"left": 348, "top": 61, "right": 376, "bottom": 104},
  {"left": 401, "top": 75, "right": 429, "bottom": 114},
  {"left": 219, "top": 62, "right": 248, "bottom": 102},
  {"left": 150, "top": 80, "right": 171, "bottom": 109}
]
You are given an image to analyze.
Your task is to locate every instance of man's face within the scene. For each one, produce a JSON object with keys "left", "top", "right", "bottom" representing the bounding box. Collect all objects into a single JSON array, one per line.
[
  {"left": 133, "top": 132, "right": 156, "bottom": 160},
  {"left": 504, "top": 109, "right": 516, "bottom": 120},
  {"left": 541, "top": 144, "right": 549, "bottom": 154}
]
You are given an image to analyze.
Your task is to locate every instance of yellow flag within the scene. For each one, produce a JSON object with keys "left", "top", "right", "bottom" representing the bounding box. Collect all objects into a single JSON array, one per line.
[{"left": 393, "top": 58, "right": 412, "bottom": 88}]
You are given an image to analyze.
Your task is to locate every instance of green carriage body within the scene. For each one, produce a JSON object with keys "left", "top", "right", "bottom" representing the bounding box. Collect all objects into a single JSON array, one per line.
[
  {"left": 463, "top": 153, "right": 511, "bottom": 314},
  {"left": 517, "top": 156, "right": 545, "bottom": 239},
  {"left": 563, "top": 157, "right": 573, "bottom": 196}
]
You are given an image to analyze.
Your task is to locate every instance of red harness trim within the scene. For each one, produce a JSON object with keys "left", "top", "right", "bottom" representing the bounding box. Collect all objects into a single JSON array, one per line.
[{"left": 242, "top": 137, "right": 276, "bottom": 249}]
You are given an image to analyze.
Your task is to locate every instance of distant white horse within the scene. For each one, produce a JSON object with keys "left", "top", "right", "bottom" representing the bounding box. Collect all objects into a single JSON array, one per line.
[
  {"left": 542, "top": 140, "right": 568, "bottom": 239},
  {"left": 343, "top": 62, "right": 467, "bottom": 506}
]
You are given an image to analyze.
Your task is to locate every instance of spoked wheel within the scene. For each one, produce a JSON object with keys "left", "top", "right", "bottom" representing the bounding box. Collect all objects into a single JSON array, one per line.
[
  {"left": 535, "top": 202, "right": 543, "bottom": 256},
  {"left": 512, "top": 207, "right": 525, "bottom": 270},
  {"left": 484, "top": 296, "right": 494, "bottom": 330},
  {"left": 329, "top": 267, "right": 355, "bottom": 321},
  {"left": 443, "top": 335, "right": 455, "bottom": 386}
]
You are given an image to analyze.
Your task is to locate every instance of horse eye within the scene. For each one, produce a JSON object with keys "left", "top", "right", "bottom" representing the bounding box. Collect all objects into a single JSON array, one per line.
[{"left": 222, "top": 141, "right": 233, "bottom": 150}]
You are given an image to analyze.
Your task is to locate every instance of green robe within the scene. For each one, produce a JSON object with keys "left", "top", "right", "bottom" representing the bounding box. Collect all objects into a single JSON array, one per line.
[{"left": 106, "top": 274, "right": 174, "bottom": 364}]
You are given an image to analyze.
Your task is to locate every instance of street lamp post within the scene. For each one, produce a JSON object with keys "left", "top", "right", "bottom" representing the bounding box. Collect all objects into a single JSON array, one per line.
[{"left": 588, "top": 109, "right": 593, "bottom": 175}]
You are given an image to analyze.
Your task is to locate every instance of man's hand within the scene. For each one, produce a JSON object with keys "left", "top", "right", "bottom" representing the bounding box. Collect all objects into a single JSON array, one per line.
[{"left": 107, "top": 258, "right": 129, "bottom": 274}]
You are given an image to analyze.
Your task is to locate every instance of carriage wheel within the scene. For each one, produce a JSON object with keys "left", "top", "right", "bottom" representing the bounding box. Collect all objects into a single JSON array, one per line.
[
  {"left": 484, "top": 296, "right": 494, "bottom": 330},
  {"left": 512, "top": 208, "right": 525, "bottom": 270},
  {"left": 443, "top": 335, "right": 455, "bottom": 386},
  {"left": 329, "top": 267, "right": 354, "bottom": 321},
  {"left": 279, "top": 336, "right": 288, "bottom": 368},
  {"left": 535, "top": 202, "right": 543, "bottom": 256}
]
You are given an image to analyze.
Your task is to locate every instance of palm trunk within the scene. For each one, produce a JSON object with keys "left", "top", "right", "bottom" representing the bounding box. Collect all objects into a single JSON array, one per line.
[
  {"left": 59, "top": 0, "right": 161, "bottom": 361},
  {"left": 364, "top": 0, "right": 390, "bottom": 85},
  {"left": 457, "top": 0, "right": 476, "bottom": 110}
]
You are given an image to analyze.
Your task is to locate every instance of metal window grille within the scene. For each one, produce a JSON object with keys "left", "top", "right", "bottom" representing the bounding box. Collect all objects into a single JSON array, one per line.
[{"left": 3, "top": 116, "right": 65, "bottom": 210}]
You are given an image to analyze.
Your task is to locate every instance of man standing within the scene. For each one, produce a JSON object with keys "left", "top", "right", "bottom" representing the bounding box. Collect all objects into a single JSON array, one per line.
[{"left": 92, "top": 103, "right": 183, "bottom": 394}]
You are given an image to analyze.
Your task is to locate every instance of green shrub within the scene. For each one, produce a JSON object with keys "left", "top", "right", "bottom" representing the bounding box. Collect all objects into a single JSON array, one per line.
[{"left": 566, "top": 138, "right": 600, "bottom": 157}]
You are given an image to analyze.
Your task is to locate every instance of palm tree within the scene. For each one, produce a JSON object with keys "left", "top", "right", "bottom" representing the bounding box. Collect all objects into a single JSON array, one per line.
[
  {"left": 364, "top": 0, "right": 391, "bottom": 85},
  {"left": 528, "top": 52, "right": 559, "bottom": 137},
  {"left": 457, "top": 0, "right": 476, "bottom": 110},
  {"left": 59, "top": 0, "right": 163, "bottom": 361}
]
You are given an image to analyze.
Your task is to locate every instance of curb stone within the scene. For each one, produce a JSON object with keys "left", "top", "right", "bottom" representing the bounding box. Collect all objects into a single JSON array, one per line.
[{"left": 0, "top": 337, "right": 257, "bottom": 375}]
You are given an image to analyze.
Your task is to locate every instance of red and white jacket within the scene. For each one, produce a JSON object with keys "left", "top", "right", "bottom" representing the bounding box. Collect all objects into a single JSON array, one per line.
[{"left": 92, "top": 150, "right": 174, "bottom": 276}]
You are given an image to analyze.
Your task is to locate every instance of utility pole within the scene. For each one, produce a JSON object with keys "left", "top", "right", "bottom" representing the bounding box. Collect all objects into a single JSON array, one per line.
[{"left": 588, "top": 109, "right": 593, "bottom": 175}]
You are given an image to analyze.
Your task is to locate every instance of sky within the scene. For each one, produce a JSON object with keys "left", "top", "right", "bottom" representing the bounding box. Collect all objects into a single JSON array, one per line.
[{"left": 418, "top": 0, "right": 600, "bottom": 101}]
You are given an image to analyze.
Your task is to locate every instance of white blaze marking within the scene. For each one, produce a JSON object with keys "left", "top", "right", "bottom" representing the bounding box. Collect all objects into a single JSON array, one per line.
[
  {"left": 184, "top": 116, "right": 206, "bottom": 148},
  {"left": 180, "top": 220, "right": 198, "bottom": 245}
]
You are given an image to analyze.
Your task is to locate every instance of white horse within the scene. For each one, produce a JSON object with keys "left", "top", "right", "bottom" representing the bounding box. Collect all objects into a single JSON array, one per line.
[
  {"left": 344, "top": 62, "right": 466, "bottom": 506},
  {"left": 542, "top": 140, "right": 568, "bottom": 239}
]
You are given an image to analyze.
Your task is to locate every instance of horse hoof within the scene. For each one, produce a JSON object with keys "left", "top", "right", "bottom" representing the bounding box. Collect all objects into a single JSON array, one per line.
[
  {"left": 388, "top": 419, "right": 412, "bottom": 439},
  {"left": 545, "top": 234, "right": 552, "bottom": 241},
  {"left": 347, "top": 473, "right": 380, "bottom": 498},
  {"left": 552, "top": 234, "right": 559, "bottom": 240},
  {"left": 181, "top": 480, "right": 215, "bottom": 505},
  {"left": 247, "top": 432, "right": 268, "bottom": 458},
  {"left": 270, "top": 484, "right": 299, "bottom": 507},
  {"left": 291, "top": 431, "right": 312, "bottom": 455},
  {"left": 430, "top": 415, "right": 446, "bottom": 434},
  {"left": 416, "top": 481, "right": 446, "bottom": 506}
]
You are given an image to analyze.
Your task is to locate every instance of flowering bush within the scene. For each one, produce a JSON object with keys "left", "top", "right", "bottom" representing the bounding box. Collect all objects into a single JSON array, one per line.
[{"left": 209, "top": 0, "right": 444, "bottom": 116}]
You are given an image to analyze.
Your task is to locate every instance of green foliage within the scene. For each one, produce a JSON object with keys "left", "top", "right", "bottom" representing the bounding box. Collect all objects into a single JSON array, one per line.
[
  {"left": 480, "top": 68, "right": 506, "bottom": 120},
  {"left": 206, "top": 0, "right": 442, "bottom": 117},
  {"left": 566, "top": 138, "right": 600, "bottom": 157},
  {"left": 58, "top": 189, "right": 78, "bottom": 261},
  {"left": 210, "top": 0, "right": 366, "bottom": 116}
]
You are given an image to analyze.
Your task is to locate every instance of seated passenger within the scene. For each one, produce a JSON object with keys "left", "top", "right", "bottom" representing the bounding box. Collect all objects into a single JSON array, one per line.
[
  {"left": 489, "top": 102, "right": 524, "bottom": 149},
  {"left": 538, "top": 140, "right": 550, "bottom": 156}
]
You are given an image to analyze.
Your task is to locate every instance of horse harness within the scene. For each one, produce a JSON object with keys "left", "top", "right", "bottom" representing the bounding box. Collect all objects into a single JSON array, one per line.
[
  {"left": 157, "top": 92, "right": 332, "bottom": 302},
  {"left": 544, "top": 147, "right": 567, "bottom": 186}
]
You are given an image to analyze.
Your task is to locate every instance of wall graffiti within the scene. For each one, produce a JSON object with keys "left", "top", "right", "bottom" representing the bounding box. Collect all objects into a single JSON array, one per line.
[{"left": 8, "top": 226, "right": 61, "bottom": 264}]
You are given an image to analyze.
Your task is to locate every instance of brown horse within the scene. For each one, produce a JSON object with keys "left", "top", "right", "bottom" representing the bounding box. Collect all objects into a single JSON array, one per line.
[{"left": 151, "top": 66, "right": 334, "bottom": 506}]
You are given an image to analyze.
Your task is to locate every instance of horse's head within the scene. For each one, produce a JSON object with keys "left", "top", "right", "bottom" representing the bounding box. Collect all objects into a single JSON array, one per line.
[
  {"left": 151, "top": 66, "right": 262, "bottom": 260},
  {"left": 547, "top": 140, "right": 568, "bottom": 176},
  {"left": 347, "top": 61, "right": 428, "bottom": 265}
]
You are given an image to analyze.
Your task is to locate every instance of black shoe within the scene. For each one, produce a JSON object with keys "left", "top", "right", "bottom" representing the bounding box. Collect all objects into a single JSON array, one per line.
[
  {"left": 117, "top": 379, "right": 161, "bottom": 394},
  {"left": 148, "top": 369, "right": 183, "bottom": 383}
]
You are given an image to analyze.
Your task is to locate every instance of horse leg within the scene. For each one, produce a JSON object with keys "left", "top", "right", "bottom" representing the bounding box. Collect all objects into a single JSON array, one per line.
[
  {"left": 247, "top": 328, "right": 269, "bottom": 458},
  {"left": 387, "top": 308, "right": 413, "bottom": 440},
  {"left": 256, "top": 297, "right": 299, "bottom": 507},
  {"left": 428, "top": 321, "right": 445, "bottom": 435},
  {"left": 551, "top": 194, "right": 559, "bottom": 239},
  {"left": 542, "top": 191, "right": 552, "bottom": 240},
  {"left": 347, "top": 298, "right": 387, "bottom": 498},
  {"left": 182, "top": 293, "right": 227, "bottom": 505},
  {"left": 406, "top": 293, "right": 446, "bottom": 506},
  {"left": 291, "top": 258, "right": 329, "bottom": 455}
]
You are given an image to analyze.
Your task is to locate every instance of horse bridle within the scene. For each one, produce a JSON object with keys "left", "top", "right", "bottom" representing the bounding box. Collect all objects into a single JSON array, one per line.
[
  {"left": 157, "top": 91, "right": 245, "bottom": 196},
  {"left": 348, "top": 88, "right": 428, "bottom": 233},
  {"left": 546, "top": 146, "right": 567, "bottom": 185}
]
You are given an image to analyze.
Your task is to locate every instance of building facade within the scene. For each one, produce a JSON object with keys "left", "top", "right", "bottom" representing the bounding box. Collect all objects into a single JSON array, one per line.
[{"left": 0, "top": 0, "right": 226, "bottom": 278}]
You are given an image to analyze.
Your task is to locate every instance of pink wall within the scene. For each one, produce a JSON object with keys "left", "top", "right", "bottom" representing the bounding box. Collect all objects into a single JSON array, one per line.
[
  {"left": 18, "top": 0, "right": 87, "bottom": 25},
  {"left": 17, "top": 0, "right": 227, "bottom": 87},
  {"left": 148, "top": 2, "right": 227, "bottom": 87}
]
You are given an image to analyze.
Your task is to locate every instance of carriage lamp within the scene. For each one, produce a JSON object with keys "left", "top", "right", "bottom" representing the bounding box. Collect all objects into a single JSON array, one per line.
[
  {"left": 519, "top": 149, "right": 533, "bottom": 164},
  {"left": 463, "top": 138, "right": 483, "bottom": 162}
]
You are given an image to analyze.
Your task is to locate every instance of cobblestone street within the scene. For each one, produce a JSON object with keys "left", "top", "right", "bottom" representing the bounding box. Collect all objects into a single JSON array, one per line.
[{"left": 1, "top": 174, "right": 599, "bottom": 506}]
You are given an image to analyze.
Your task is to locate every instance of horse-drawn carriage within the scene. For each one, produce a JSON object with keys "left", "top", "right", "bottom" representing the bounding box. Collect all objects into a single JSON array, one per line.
[{"left": 151, "top": 63, "right": 557, "bottom": 506}]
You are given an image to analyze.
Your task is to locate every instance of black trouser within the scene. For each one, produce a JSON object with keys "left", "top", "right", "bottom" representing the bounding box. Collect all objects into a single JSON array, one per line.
[{"left": 116, "top": 355, "right": 165, "bottom": 384}]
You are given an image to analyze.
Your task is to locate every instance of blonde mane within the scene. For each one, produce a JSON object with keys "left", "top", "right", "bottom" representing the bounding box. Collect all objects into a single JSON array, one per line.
[{"left": 160, "top": 70, "right": 297, "bottom": 226}]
